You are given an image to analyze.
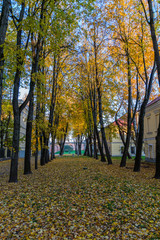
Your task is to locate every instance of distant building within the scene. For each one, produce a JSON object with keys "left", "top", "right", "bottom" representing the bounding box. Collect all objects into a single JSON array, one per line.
[
  {"left": 105, "top": 120, "right": 136, "bottom": 157},
  {"left": 19, "top": 104, "right": 28, "bottom": 158},
  {"left": 144, "top": 96, "right": 160, "bottom": 162}
]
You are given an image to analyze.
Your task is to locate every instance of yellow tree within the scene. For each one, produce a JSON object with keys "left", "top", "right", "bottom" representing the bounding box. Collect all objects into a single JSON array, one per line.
[{"left": 106, "top": 0, "right": 156, "bottom": 168}]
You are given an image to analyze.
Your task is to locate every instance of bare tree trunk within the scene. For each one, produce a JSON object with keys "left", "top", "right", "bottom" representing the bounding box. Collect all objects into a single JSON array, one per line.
[
  {"left": 146, "top": 0, "right": 160, "bottom": 178},
  {"left": 115, "top": 117, "right": 132, "bottom": 159},
  {"left": 40, "top": 132, "right": 46, "bottom": 166},
  {"left": 0, "top": 0, "right": 11, "bottom": 121},
  {"left": 45, "top": 55, "right": 59, "bottom": 161},
  {"left": 134, "top": 63, "right": 155, "bottom": 172},
  {"left": 9, "top": 1, "right": 31, "bottom": 182},
  {"left": 93, "top": 32, "right": 112, "bottom": 164},
  {"left": 84, "top": 138, "right": 89, "bottom": 156},
  {"left": 51, "top": 134, "right": 55, "bottom": 160},
  {"left": 59, "top": 123, "right": 68, "bottom": 155},
  {"left": 90, "top": 86, "right": 105, "bottom": 161},
  {"left": 120, "top": 49, "right": 132, "bottom": 167},
  {"left": 78, "top": 134, "right": 82, "bottom": 155},
  {"left": 93, "top": 126, "right": 98, "bottom": 159}
]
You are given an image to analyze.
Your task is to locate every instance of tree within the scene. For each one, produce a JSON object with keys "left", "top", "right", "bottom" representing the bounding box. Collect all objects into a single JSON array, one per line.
[
  {"left": 0, "top": 0, "right": 11, "bottom": 122},
  {"left": 140, "top": 0, "right": 160, "bottom": 178},
  {"left": 24, "top": 0, "right": 47, "bottom": 175},
  {"left": 9, "top": 0, "right": 31, "bottom": 182}
]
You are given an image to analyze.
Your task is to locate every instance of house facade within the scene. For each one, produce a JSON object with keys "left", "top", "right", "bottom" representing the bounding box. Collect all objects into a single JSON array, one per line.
[
  {"left": 2, "top": 101, "right": 28, "bottom": 159},
  {"left": 19, "top": 105, "right": 28, "bottom": 158},
  {"left": 105, "top": 122, "right": 136, "bottom": 157},
  {"left": 144, "top": 96, "right": 160, "bottom": 162}
]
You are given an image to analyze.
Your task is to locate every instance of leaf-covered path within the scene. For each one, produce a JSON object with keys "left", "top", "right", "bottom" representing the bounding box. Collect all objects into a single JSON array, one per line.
[{"left": 0, "top": 157, "right": 160, "bottom": 239}]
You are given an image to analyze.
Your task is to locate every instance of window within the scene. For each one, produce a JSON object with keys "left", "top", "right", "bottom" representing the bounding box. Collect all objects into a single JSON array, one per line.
[
  {"left": 120, "top": 146, "right": 124, "bottom": 154},
  {"left": 148, "top": 144, "right": 153, "bottom": 159},
  {"left": 147, "top": 117, "right": 150, "bottom": 132},
  {"left": 155, "top": 114, "right": 159, "bottom": 130},
  {"left": 131, "top": 146, "right": 135, "bottom": 154}
]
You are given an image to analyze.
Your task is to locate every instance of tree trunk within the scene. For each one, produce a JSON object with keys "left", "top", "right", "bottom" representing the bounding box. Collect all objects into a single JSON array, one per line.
[
  {"left": 78, "top": 135, "right": 82, "bottom": 155},
  {"left": 24, "top": 95, "right": 34, "bottom": 174},
  {"left": 120, "top": 50, "right": 132, "bottom": 167},
  {"left": 115, "top": 117, "right": 132, "bottom": 159},
  {"left": 9, "top": 112, "right": 20, "bottom": 182},
  {"left": 95, "top": 124, "right": 106, "bottom": 162},
  {"left": 9, "top": 1, "right": 26, "bottom": 182},
  {"left": 40, "top": 132, "right": 46, "bottom": 166},
  {"left": 24, "top": 68, "right": 36, "bottom": 174},
  {"left": 90, "top": 86, "right": 105, "bottom": 161},
  {"left": 94, "top": 129, "right": 104, "bottom": 162},
  {"left": 134, "top": 64, "right": 155, "bottom": 172},
  {"left": 89, "top": 134, "right": 92, "bottom": 157},
  {"left": 146, "top": 0, "right": 160, "bottom": 178},
  {"left": 133, "top": 103, "right": 146, "bottom": 171},
  {"left": 93, "top": 126, "right": 98, "bottom": 159},
  {"left": 84, "top": 138, "right": 89, "bottom": 156},
  {"left": 45, "top": 56, "right": 58, "bottom": 161},
  {"left": 35, "top": 127, "right": 38, "bottom": 169},
  {"left": 35, "top": 98, "right": 40, "bottom": 169},
  {"left": 93, "top": 27, "right": 111, "bottom": 164},
  {"left": 51, "top": 134, "right": 55, "bottom": 160},
  {"left": 96, "top": 86, "right": 111, "bottom": 164},
  {"left": 0, "top": 0, "right": 11, "bottom": 121},
  {"left": 5, "top": 111, "right": 11, "bottom": 149},
  {"left": 45, "top": 138, "right": 49, "bottom": 163},
  {"left": 59, "top": 123, "right": 68, "bottom": 156}
]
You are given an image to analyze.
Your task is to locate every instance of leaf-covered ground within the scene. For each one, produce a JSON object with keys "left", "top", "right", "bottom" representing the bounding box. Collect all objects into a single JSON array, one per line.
[{"left": 0, "top": 156, "right": 160, "bottom": 239}]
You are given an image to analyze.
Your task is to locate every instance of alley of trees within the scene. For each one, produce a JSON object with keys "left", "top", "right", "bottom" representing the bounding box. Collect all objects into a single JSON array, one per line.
[{"left": 0, "top": 0, "right": 160, "bottom": 182}]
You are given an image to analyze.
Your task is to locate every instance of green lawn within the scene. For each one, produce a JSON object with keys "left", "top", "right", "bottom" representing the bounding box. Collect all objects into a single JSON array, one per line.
[
  {"left": 55, "top": 150, "right": 85, "bottom": 155},
  {"left": 0, "top": 156, "right": 159, "bottom": 239}
]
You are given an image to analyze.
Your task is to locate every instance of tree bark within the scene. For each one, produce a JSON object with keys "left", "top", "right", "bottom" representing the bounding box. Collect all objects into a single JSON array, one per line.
[
  {"left": 120, "top": 49, "right": 132, "bottom": 167},
  {"left": 9, "top": 1, "right": 27, "bottom": 182},
  {"left": 40, "top": 132, "right": 46, "bottom": 166},
  {"left": 115, "top": 118, "right": 132, "bottom": 159},
  {"left": 90, "top": 86, "right": 105, "bottom": 161},
  {"left": 45, "top": 55, "right": 58, "bottom": 161},
  {"left": 24, "top": 57, "right": 36, "bottom": 174},
  {"left": 84, "top": 138, "right": 89, "bottom": 156},
  {"left": 0, "top": 0, "right": 11, "bottom": 121},
  {"left": 146, "top": 0, "right": 160, "bottom": 178},
  {"left": 78, "top": 134, "right": 82, "bottom": 155},
  {"left": 89, "top": 134, "right": 92, "bottom": 157},
  {"left": 93, "top": 31, "right": 112, "bottom": 164},
  {"left": 93, "top": 126, "right": 98, "bottom": 159},
  {"left": 59, "top": 123, "right": 68, "bottom": 155},
  {"left": 134, "top": 63, "right": 155, "bottom": 172},
  {"left": 24, "top": 0, "right": 46, "bottom": 174},
  {"left": 35, "top": 127, "right": 38, "bottom": 169},
  {"left": 51, "top": 134, "right": 55, "bottom": 160},
  {"left": 24, "top": 94, "right": 34, "bottom": 174}
]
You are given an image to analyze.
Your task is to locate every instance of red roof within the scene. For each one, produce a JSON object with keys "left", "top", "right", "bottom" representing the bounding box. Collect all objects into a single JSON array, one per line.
[{"left": 147, "top": 96, "right": 160, "bottom": 107}]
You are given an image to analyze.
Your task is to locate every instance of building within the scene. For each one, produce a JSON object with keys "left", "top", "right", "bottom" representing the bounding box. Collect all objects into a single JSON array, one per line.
[
  {"left": 105, "top": 120, "right": 136, "bottom": 157},
  {"left": 144, "top": 96, "right": 160, "bottom": 162},
  {"left": 19, "top": 104, "right": 28, "bottom": 158}
]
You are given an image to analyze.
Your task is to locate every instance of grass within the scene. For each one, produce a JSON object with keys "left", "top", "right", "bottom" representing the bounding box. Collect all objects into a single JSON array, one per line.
[
  {"left": 55, "top": 150, "right": 85, "bottom": 155},
  {"left": 0, "top": 156, "right": 159, "bottom": 239}
]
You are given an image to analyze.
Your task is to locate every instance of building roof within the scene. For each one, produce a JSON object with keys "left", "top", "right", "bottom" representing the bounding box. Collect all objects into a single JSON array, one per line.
[{"left": 147, "top": 96, "right": 160, "bottom": 107}]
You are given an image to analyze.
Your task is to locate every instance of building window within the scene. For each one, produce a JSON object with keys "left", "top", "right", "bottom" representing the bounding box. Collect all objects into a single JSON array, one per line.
[
  {"left": 148, "top": 144, "right": 153, "bottom": 159},
  {"left": 120, "top": 146, "right": 124, "bottom": 154},
  {"left": 147, "top": 117, "right": 150, "bottom": 132},
  {"left": 155, "top": 114, "right": 159, "bottom": 130},
  {"left": 131, "top": 146, "right": 135, "bottom": 154}
]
